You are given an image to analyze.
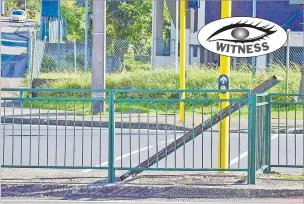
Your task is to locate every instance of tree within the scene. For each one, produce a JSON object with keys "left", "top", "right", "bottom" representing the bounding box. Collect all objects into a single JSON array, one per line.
[{"left": 61, "top": 1, "right": 85, "bottom": 41}]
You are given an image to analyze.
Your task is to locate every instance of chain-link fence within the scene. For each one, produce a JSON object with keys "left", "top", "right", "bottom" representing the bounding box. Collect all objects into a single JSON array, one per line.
[
  {"left": 27, "top": 30, "right": 47, "bottom": 87},
  {"left": 30, "top": 36, "right": 303, "bottom": 76},
  {"left": 32, "top": 37, "right": 153, "bottom": 74},
  {"left": 31, "top": 36, "right": 304, "bottom": 76},
  {"left": 26, "top": 0, "right": 304, "bottom": 78}
]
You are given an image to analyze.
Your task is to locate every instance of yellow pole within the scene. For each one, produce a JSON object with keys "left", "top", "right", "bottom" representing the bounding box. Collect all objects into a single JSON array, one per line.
[
  {"left": 179, "top": 0, "right": 186, "bottom": 122},
  {"left": 218, "top": 0, "right": 231, "bottom": 170}
]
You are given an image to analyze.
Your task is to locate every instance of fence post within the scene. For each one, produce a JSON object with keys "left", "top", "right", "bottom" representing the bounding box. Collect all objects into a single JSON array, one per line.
[
  {"left": 29, "top": 30, "right": 36, "bottom": 91},
  {"left": 27, "top": 29, "right": 31, "bottom": 75},
  {"left": 74, "top": 39, "right": 77, "bottom": 72},
  {"left": 285, "top": 29, "right": 290, "bottom": 94},
  {"left": 233, "top": 57, "right": 237, "bottom": 71},
  {"left": 108, "top": 90, "right": 115, "bottom": 183},
  {"left": 248, "top": 94, "right": 256, "bottom": 184},
  {"left": 264, "top": 94, "right": 272, "bottom": 173}
]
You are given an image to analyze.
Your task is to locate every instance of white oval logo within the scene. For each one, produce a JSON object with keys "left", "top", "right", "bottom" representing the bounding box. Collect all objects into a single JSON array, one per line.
[{"left": 197, "top": 17, "right": 287, "bottom": 58}]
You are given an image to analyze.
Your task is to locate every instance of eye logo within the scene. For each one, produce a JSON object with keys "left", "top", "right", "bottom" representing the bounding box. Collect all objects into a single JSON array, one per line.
[{"left": 198, "top": 17, "right": 287, "bottom": 58}]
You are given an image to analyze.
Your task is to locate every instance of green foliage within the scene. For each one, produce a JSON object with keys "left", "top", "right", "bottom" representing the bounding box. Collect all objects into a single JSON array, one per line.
[
  {"left": 163, "top": 3, "right": 172, "bottom": 39},
  {"left": 26, "top": 0, "right": 40, "bottom": 19},
  {"left": 25, "top": 65, "right": 302, "bottom": 115},
  {"left": 5, "top": 0, "right": 40, "bottom": 19},
  {"left": 61, "top": 1, "right": 85, "bottom": 41},
  {"left": 26, "top": 0, "right": 40, "bottom": 11},
  {"left": 65, "top": 53, "right": 85, "bottom": 67},
  {"left": 35, "top": 66, "right": 301, "bottom": 97},
  {"left": 4, "top": 0, "right": 18, "bottom": 17},
  {"left": 106, "top": 38, "right": 129, "bottom": 62},
  {"left": 123, "top": 46, "right": 151, "bottom": 71},
  {"left": 41, "top": 55, "right": 57, "bottom": 72}
]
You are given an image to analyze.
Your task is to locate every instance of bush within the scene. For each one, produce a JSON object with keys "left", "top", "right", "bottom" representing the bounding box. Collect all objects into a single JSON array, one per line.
[
  {"left": 65, "top": 53, "right": 85, "bottom": 67},
  {"left": 40, "top": 55, "right": 57, "bottom": 72},
  {"left": 26, "top": 10, "right": 36, "bottom": 19}
]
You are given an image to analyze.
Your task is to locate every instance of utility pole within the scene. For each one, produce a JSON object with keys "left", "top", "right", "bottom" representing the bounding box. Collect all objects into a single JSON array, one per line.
[{"left": 92, "top": 0, "right": 106, "bottom": 113}]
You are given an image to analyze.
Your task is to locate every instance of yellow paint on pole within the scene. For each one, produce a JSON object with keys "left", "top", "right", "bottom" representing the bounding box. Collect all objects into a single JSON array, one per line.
[
  {"left": 179, "top": 0, "right": 186, "bottom": 122},
  {"left": 218, "top": 0, "right": 231, "bottom": 170}
]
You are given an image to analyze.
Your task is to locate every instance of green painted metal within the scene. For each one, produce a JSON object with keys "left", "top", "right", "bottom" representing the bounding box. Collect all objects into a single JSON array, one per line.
[
  {"left": 73, "top": 102, "right": 76, "bottom": 167},
  {"left": 12, "top": 102, "right": 15, "bottom": 165},
  {"left": 115, "top": 167, "right": 247, "bottom": 171},
  {"left": 271, "top": 165, "right": 304, "bottom": 168},
  {"left": 65, "top": 101, "right": 68, "bottom": 166},
  {"left": 268, "top": 93, "right": 303, "bottom": 169},
  {"left": 1, "top": 165, "right": 109, "bottom": 169},
  {"left": 2, "top": 102, "right": 6, "bottom": 165},
  {"left": 265, "top": 95, "right": 271, "bottom": 173},
  {"left": 29, "top": 101, "right": 32, "bottom": 165},
  {"left": 238, "top": 105, "right": 241, "bottom": 169},
  {"left": 165, "top": 103, "right": 168, "bottom": 168},
  {"left": 138, "top": 103, "right": 141, "bottom": 167},
  {"left": 38, "top": 104, "right": 41, "bottom": 166},
  {"left": 21, "top": 101, "right": 24, "bottom": 165},
  {"left": 201, "top": 103, "right": 204, "bottom": 168},
  {"left": 248, "top": 94, "right": 256, "bottom": 185},
  {"left": 82, "top": 101, "right": 85, "bottom": 167},
  {"left": 129, "top": 103, "right": 132, "bottom": 168},
  {"left": 108, "top": 90, "right": 115, "bottom": 183},
  {"left": 156, "top": 104, "right": 159, "bottom": 169},
  {"left": 6, "top": 82, "right": 303, "bottom": 184}
]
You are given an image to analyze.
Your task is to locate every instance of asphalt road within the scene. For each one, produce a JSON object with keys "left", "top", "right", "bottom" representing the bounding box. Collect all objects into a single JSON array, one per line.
[
  {"left": 1, "top": 18, "right": 36, "bottom": 77},
  {"left": 1, "top": 124, "right": 303, "bottom": 173},
  {"left": 1, "top": 198, "right": 304, "bottom": 204}
]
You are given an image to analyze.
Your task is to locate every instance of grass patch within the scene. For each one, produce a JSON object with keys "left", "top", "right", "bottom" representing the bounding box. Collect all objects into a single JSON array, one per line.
[
  {"left": 22, "top": 65, "right": 302, "bottom": 117},
  {"left": 262, "top": 172, "right": 304, "bottom": 180}
]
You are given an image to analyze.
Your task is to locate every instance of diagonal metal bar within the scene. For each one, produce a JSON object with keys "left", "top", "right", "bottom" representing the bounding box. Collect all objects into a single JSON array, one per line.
[{"left": 119, "top": 75, "right": 282, "bottom": 181}]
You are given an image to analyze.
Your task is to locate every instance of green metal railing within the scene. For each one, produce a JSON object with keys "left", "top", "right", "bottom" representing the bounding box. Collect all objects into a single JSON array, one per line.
[
  {"left": 252, "top": 94, "right": 271, "bottom": 175},
  {"left": 268, "top": 93, "right": 304, "bottom": 170},
  {"left": 1, "top": 88, "right": 254, "bottom": 183},
  {"left": 1, "top": 87, "right": 302, "bottom": 184}
]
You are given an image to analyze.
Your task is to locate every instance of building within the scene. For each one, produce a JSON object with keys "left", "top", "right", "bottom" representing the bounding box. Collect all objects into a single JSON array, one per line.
[{"left": 151, "top": 0, "right": 304, "bottom": 69}]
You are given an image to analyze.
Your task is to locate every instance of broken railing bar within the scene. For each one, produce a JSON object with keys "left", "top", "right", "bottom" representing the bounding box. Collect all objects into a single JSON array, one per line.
[{"left": 119, "top": 75, "right": 282, "bottom": 181}]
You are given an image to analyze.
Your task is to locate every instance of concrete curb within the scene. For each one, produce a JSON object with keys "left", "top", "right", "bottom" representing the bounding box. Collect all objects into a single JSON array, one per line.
[
  {"left": 2, "top": 183, "right": 303, "bottom": 199},
  {"left": 1, "top": 116, "right": 303, "bottom": 134},
  {"left": 1, "top": 117, "right": 189, "bottom": 131}
]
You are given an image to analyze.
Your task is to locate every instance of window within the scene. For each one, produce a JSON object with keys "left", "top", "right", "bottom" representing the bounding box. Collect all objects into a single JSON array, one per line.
[{"left": 12, "top": 11, "right": 24, "bottom": 15}]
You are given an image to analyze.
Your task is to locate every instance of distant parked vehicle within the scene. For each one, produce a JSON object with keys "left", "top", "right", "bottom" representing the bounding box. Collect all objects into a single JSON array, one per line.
[{"left": 9, "top": 10, "right": 27, "bottom": 23}]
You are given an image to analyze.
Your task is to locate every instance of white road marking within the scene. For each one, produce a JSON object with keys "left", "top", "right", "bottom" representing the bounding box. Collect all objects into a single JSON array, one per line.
[
  {"left": 82, "top": 146, "right": 153, "bottom": 173},
  {"left": 1, "top": 39, "right": 27, "bottom": 43},
  {"left": 229, "top": 134, "right": 279, "bottom": 167},
  {"left": 82, "top": 138, "right": 175, "bottom": 173}
]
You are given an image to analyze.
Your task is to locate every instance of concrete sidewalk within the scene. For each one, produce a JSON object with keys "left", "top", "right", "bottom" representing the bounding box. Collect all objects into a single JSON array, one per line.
[
  {"left": 1, "top": 168, "right": 303, "bottom": 199},
  {"left": 1, "top": 105, "right": 303, "bottom": 133}
]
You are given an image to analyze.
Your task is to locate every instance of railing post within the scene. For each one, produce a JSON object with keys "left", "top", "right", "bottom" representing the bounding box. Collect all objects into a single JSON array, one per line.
[
  {"left": 108, "top": 90, "right": 115, "bottom": 183},
  {"left": 248, "top": 94, "right": 256, "bottom": 184},
  {"left": 265, "top": 94, "right": 272, "bottom": 173}
]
